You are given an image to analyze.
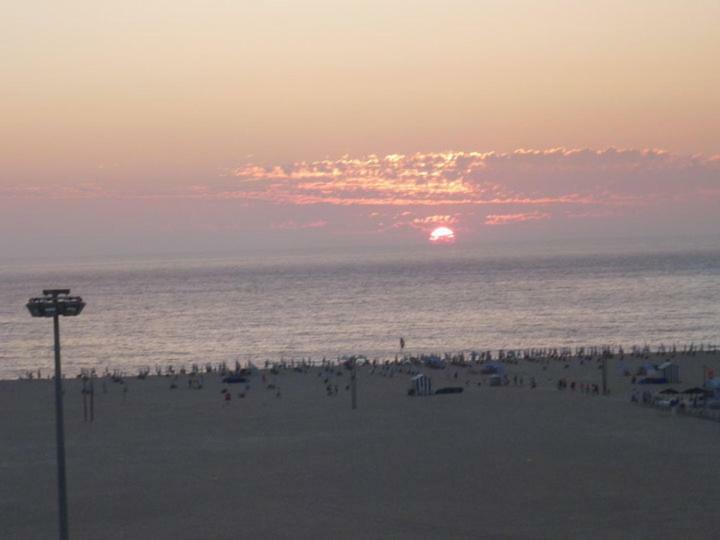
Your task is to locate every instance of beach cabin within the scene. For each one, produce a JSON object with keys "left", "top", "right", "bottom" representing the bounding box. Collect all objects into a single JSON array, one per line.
[
  {"left": 424, "top": 355, "right": 446, "bottom": 369},
  {"left": 409, "top": 374, "right": 432, "bottom": 396},
  {"left": 636, "top": 363, "right": 667, "bottom": 384},
  {"left": 658, "top": 361, "right": 680, "bottom": 384},
  {"left": 488, "top": 374, "right": 503, "bottom": 387},
  {"left": 638, "top": 363, "right": 660, "bottom": 377},
  {"left": 480, "top": 362, "right": 506, "bottom": 376},
  {"left": 705, "top": 377, "right": 720, "bottom": 399}
]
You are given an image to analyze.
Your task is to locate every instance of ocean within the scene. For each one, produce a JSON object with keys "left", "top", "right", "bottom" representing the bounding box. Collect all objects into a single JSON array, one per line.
[{"left": 1, "top": 244, "right": 719, "bottom": 379}]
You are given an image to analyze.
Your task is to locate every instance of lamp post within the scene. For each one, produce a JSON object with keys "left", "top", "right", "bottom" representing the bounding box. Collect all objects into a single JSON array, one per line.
[
  {"left": 27, "top": 289, "right": 85, "bottom": 540},
  {"left": 351, "top": 358, "right": 357, "bottom": 410},
  {"left": 601, "top": 352, "right": 609, "bottom": 396}
]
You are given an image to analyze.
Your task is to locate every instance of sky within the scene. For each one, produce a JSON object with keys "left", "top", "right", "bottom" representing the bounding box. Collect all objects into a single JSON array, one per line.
[{"left": 1, "top": 1, "right": 719, "bottom": 258}]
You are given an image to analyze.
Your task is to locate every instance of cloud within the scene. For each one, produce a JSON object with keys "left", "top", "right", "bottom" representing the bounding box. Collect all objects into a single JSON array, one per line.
[
  {"left": 7, "top": 148, "right": 716, "bottom": 211},
  {"left": 2, "top": 148, "right": 718, "bottom": 243},
  {"left": 410, "top": 214, "right": 459, "bottom": 229},
  {"left": 208, "top": 148, "right": 719, "bottom": 212},
  {"left": 271, "top": 219, "right": 328, "bottom": 230},
  {"left": 484, "top": 212, "right": 551, "bottom": 226},
  {"left": 0, "top": 181, "right": 110, "bottom": 199}
]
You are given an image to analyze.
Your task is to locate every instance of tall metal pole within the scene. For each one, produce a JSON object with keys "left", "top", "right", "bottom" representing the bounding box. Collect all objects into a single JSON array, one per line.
[
  {"left": 601, "top": 355, "right": 608, "bottom": 396},
  {"left": 351, "top": 359, "right": 357, "bottom": 410},
  {"left": 82, "top": 378, "right": 88, "bottom": 422},
  {"left": 53, "top": 314, "right": 69, "bottom": 540},
  {"left": 90, "top": 376, "right": 94, "bottom": 423}
]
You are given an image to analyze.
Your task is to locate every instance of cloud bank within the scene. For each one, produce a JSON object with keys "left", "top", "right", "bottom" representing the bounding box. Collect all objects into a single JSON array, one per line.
[
  {"left": 210, "top": 148, "right": 719, "bottom": 210},
  {"left": 210, "top": 147, "right": 718, "bottom": 234},
  {"left": 1, "top": 148, "right": 718, "bottom": 254}
]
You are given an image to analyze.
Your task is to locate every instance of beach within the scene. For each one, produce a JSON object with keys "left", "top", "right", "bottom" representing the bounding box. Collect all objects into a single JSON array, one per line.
[{"left": 2, "top": 351, "right": 720, "bottom": 539}]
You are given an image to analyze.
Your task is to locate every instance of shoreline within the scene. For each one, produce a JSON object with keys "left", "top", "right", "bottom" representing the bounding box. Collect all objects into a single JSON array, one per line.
[{"left": 9, "top": 342, "right": 720, "bottom": 382}]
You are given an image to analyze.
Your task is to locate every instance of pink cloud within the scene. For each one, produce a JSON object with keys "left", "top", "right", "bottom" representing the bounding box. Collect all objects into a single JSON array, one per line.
[
  {"left": 271, "top": 219, "right": 329, "bottom": 230},
  {"left": 2, "top": 147, "right": 718, "bottom": 256},
  {"left": 3, "top": 148, "right": 718, "bottom": 244},
  {"left": 6, "top": 148, "right": 717, "bottom": 211},
  {"left": 209, "top": 148, "right": 719, "bottom": 211},
  {"left": 484, "top": 212, "right": 551, "bottom": 226},
  {"left": 410, "top": 214, "right": 459, "bottom": 229},
  {"left": 0, "top": 181, "right": 110, "bottom": 199}
]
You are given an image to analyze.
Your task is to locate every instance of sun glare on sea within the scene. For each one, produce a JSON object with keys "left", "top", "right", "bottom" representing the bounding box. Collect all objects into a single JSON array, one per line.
[{"left": 429, "top": 226, "right": 455, "bottom": 244}]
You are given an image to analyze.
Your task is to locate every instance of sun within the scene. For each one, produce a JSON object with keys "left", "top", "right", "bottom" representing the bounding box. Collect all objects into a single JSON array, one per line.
[{"left": 429, "top": 226, "right": 455, "bottom": 244}]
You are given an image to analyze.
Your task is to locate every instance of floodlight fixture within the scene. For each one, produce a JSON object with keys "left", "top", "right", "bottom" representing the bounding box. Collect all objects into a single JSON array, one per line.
[
  {"left": 27, "top": 289, "right": 85, "bottom": 318},
  {"left": 27, "top": 288, "right": 85, "bottom": 540}
]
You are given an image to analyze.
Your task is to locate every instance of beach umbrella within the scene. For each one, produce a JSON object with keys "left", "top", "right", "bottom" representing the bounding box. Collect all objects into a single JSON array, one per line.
[
  {"left": 682, "top": 387, "right": 706, "bottom": 395},
  {"left": 658, "top": 388, "right": 679, "bottom": 395}
]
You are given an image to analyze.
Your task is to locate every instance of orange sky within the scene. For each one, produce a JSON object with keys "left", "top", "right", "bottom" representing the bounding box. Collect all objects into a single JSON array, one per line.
[{"left": 1, "top": 1, "right": 719, "bottom": 256}]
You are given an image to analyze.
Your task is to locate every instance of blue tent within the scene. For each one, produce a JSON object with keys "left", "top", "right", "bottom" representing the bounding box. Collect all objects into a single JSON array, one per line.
[
  {"left": 424, "top": 355, "right": 446, "bottom": 369},
  {"left": 705, "top": 377, "right": 720, "bottom": 398},
  {"left": 480, "top": 362, "right": 506, "bottom": 376}
]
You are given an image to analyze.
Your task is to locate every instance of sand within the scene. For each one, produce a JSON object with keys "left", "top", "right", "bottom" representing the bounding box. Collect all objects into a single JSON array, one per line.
[{"left": 2, "top": 352, "right": 720, "bottom": 539}]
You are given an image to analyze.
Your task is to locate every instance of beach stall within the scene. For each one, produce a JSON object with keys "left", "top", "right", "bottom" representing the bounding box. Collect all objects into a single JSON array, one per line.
[
  {"left": 638, "top": 363, "right": 659, "bottom": 377},
  {"left": 658, "top": 361, "right": 680, "bottom": 383},
  {"left": 704, "top": 377, "right": 720, "bottom": 399},
  {"left": 480, "top": 362, "right": 506, "bottom": 376},
  {"left": 488, "top": 374, "right": 503, "bottom": 387},
  {"left": 424, "top": 355, "right": 446, "bottom": 369},
  {"left": 637, "top": 363, "right": 667, "bottom": 384},
  {"left": 409, "top": 374, "right": 432, "bottom": 396}
]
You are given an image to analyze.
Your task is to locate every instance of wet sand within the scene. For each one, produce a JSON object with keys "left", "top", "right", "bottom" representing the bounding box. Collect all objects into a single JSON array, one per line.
[{"left": 2, "top": 352, "right": 720, "bottom": 539}]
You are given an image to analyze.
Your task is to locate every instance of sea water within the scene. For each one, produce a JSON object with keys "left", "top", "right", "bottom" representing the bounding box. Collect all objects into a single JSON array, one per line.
[{"left": 1, "top": 245, "right": 719, "bottom": 379}]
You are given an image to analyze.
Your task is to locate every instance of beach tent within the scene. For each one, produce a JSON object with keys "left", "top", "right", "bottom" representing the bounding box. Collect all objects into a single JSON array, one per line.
[
  {"left": 480, "top": 362, "right": 506, "bottom": 376},
  {"left": 246, "top": 361, "right": 260, "bottom": 373},
  {"left": 704, "top": 378, "right": 720, "bottom": 398},
  {"left": 658, "top": 362, "right": 680, "bottom": 383},
  {"left": 488, "top": 374, "right": 503, "bottom": 387},
  {"left": 410, "top": 374, "right": 432, "bottom": 396},
  {"left": 615, "top": 359, "right": 629, "bottom": 375},
  {"left": 424, "top": 355, "right": 446, "bottom": 369},
  {"left": 638, "top": 363, "right": 660, "bottom": 377}
]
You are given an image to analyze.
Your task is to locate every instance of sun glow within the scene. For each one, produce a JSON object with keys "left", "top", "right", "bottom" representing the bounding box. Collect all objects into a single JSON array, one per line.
[{"left": 429, "top": 226, "right": 455, "bottom": 244}]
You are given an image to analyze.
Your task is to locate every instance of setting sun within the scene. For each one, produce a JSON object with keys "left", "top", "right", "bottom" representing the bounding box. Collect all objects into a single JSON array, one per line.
[{"left": 429, "top": 226, "right": 455, "bottom": 244}]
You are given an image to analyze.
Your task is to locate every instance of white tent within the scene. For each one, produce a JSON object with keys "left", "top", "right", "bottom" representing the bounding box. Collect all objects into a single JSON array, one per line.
[
  {"left": 410, "top": 374, "right": 432, "bottom": 396},
  {"left": 658, "top": 361, "right": 680, "bottom": 383}
]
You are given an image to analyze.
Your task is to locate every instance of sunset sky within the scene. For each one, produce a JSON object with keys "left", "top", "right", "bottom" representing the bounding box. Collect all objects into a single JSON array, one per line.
[{"left": 2, "top": 1, "right": 719, "bottom": 257}]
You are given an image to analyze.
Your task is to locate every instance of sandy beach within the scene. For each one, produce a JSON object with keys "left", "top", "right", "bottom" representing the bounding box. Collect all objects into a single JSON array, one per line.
[{"left": 2, "top": 351, "right": 720, "bottom": 539}]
